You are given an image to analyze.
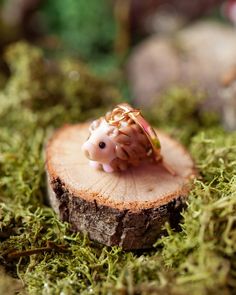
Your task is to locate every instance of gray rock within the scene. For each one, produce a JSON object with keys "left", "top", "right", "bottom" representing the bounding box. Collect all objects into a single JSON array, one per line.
[
  {"left": 127, "top": 37, "right": 180, "bottom": 106},
  {"left": 127, "top": 21, "right": 236, "bottom": 128}
]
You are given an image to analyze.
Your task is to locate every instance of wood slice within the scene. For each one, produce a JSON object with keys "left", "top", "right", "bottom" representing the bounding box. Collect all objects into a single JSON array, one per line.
[{"left": 46, "top": 123, "right": 196, "bottom": 250}]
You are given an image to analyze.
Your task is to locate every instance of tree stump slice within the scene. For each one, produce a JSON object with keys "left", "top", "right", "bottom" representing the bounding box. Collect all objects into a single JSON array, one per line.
[{"left": 46, "top": 123, "right": 196, "bottom": 250}]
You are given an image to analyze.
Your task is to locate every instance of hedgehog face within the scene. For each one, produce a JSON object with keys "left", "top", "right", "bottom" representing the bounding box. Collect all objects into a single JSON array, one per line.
[{"left": 82, "top": 121, "right": 118, "bottom": 164}]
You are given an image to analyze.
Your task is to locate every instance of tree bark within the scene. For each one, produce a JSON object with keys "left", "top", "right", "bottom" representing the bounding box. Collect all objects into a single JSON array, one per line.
[{"left": 46, "top": 123, "right": 196, "bottom": 250}]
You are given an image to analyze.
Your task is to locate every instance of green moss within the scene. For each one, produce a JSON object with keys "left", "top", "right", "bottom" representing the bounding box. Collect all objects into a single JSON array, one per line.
[
  {"left": 41, "top": 0, "right": 116, "bottom": 60},
  {"left": 0, "top": 42, "right": 236, "bottom": 294},
  {"left": 147, "top": 86, "right": 220, "bottom": 144}
]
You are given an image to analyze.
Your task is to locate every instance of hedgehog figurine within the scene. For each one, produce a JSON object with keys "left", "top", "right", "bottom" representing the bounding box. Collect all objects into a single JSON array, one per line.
[{"left": 82, "top": 103, "right": 175, "bottom": 174}]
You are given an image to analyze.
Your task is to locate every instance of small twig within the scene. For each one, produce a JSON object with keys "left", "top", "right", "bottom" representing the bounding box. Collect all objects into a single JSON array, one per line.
[{"left": 5, "top": 241, "right": 68, "bottom": 259}]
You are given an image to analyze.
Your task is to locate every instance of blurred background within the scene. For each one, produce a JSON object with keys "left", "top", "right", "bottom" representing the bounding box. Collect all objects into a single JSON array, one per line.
[
  {"left": 1, "top": 2, "right": 236, "bottom": 293},
  {"left": 0, "top": 0, "right": 236, "bottom": 130}
]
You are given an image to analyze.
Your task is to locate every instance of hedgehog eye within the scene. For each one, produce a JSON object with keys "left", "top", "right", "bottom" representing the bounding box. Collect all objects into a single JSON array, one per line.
[{"left": 99, "top": 141, "right": 106, "bottom": 149}]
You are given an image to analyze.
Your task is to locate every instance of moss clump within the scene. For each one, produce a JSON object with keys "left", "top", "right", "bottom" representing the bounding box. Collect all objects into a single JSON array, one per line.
[
  {"left": 147, "top": 87, "right": 220, "bottom": 144},
  {"left": 2, "top": 42, "right": 119, "bottom": 126},
  {"left": 0, "top": 42, "right": 236, "bottom": 294}
]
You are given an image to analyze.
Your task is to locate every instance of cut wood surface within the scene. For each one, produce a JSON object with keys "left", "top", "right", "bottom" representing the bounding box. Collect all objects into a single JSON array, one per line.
[{"left": 46, "top": 123, "right": 196, "bottom": 250}]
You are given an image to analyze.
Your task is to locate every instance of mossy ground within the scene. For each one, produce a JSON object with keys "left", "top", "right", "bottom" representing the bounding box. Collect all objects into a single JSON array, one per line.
[{"left": 0, "top": 42, "right": 236, "bottom": 295}]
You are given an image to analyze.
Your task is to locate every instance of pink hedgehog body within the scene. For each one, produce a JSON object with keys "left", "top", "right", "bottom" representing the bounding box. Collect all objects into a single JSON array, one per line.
[{"left": 82, "top": 104, "right": 157, "bottom": 173}]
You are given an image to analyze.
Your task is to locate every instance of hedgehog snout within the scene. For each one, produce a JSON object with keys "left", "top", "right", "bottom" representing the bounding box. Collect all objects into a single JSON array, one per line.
[{"left": 82, "top": 141, "right": 94, "bottom": 160}]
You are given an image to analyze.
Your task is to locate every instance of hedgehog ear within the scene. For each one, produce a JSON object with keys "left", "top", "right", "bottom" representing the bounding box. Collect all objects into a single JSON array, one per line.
[
  {"left": 107, "top": 126, "right": 119, "bottom": 138},
  {"left": 89, "top": 119, "right": 101, "bottom": 132}
]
